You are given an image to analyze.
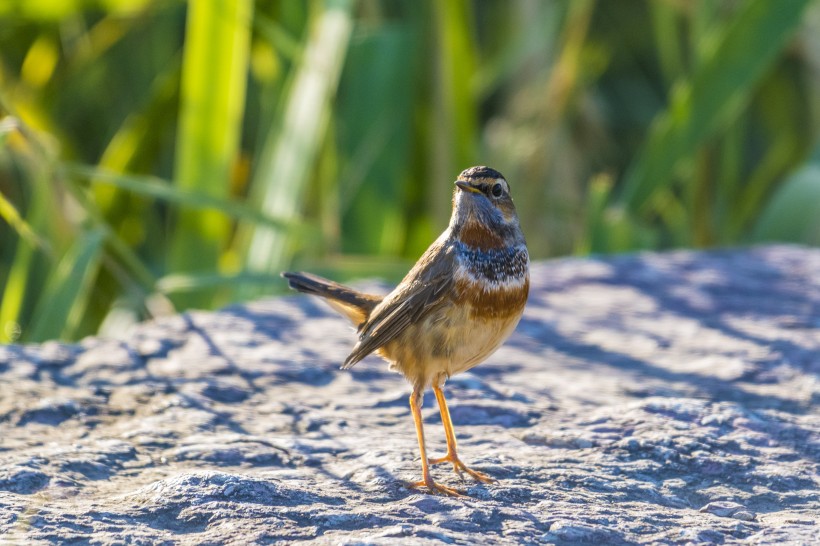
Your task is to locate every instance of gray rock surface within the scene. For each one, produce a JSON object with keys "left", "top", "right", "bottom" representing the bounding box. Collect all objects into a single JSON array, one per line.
[{"left": 0, "top": 245, "right": 818, "bottom": 545}]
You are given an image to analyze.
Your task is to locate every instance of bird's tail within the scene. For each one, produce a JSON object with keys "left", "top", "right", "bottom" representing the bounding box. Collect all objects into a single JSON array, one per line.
[{"left": 281, "top": 271, "right": 380, "bottom": 327}]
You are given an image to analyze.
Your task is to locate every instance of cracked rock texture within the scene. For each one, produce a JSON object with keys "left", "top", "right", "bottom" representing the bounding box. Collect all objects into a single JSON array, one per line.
[{"left": 1, "top": 246, "right": 818, "bottom": 545}]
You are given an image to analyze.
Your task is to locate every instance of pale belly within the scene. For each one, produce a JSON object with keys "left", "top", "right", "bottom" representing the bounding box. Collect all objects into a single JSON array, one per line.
[{"left": 379, "top": 301, "right": 525, "bottom": 389}]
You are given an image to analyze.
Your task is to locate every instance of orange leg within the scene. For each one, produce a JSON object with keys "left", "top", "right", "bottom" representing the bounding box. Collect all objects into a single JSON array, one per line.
[
  {"left": 428, "top": 386, "right": 494, "bottom": 483},
  {"left": 408, "top": 389, "right": 462, "bottom": 496}
]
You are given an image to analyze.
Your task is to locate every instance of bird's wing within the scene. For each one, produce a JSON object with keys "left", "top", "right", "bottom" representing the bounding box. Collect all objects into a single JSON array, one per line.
[{"left": 341, "top": 241, "right": 455, "bottom": 369}]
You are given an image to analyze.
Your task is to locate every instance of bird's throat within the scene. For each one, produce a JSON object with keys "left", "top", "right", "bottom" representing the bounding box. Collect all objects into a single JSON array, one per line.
[{"left": 455, "top": 220, "right": 505, "bottom": 250}]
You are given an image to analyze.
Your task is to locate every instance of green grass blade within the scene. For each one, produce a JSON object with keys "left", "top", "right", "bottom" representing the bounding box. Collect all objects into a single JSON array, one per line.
[
  {"left": 169, "top": 0, "right": 253, "bottom": 291},
  {"left": 0, "top": 236, "right": 34, "bottom": 343},
  {"left": 649, "top": 1, "right": 685, "bottom": 85},
  {"left": 430, "top": 0, "right": 478, "bottom": 224},
  {"left": 156, "top": 271, "right": 283, "bottom": 294},
  {"left": 0, "top": 188, "right": 52, "bottom": 342},
  {"left": 0, "top": 185, "right": 49, "bottom": 252},
  {"left": 0, "top": 177, "right": 51, "bottom": 343},
  {"left": 68, "top": 163, "right": 314, "bottom": 238},
  {"left": 59, "top": 173, "right": 159, "bottom": 294},
  {"left": 93, "top": 50, "right": 181, "bottom": 213},
  {"left": 335, "top": 24, "right": 415, "bottom": 255},
  {"left": 620, "top": 0, "right": 811, "bottom": 213},
  {"left": 578, "top": 173, "right": 613, "bottom": 255},
  {"left": 156, "top": 256, "right": 411, "bottom": 295},
  {"left": 27, "top": 228, "right": 106, "bottom": 341},
  {"left": 242, "top": 0, "right": 353, "bottom": 280}
]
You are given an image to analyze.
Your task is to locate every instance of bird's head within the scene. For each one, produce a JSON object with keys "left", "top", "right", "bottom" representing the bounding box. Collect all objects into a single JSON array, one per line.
[{"left": 450, "top": 166, "right": 523, "bottom": 249}]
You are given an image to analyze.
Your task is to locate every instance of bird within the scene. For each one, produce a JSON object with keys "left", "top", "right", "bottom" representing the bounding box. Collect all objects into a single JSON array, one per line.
[{"left": 282, "top": 166, "right": 529, "bottom": 496}]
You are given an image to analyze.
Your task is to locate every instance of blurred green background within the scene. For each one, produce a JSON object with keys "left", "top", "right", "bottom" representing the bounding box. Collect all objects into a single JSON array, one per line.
[{"left": 1, "top": 0, "right": 820, "bottom": 343}]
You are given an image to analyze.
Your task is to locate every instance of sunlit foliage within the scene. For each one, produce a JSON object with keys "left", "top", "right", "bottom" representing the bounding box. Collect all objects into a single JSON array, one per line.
[{"left": 1, "top": 0, "right": 819, "bottom": 342}]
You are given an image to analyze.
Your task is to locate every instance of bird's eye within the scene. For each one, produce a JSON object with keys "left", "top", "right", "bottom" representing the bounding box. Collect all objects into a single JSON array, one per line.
[{"left": 491, "top": 183, "right": 503, "bottom": 197}]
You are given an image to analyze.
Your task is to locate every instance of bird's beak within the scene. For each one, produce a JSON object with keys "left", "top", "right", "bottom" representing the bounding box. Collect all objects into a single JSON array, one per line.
[{"left": 455, "top": 180, "right": 482, "bottom": 194}]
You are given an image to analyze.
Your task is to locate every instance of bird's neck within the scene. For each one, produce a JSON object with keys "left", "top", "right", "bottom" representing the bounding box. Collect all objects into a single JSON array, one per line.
[{"left": 451, "top": 213, "right": 525, "bottom": 253}]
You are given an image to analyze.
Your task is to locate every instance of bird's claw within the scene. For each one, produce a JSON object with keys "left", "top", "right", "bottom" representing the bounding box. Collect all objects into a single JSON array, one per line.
[
  {"left": 428, "top": 454, "right": 495, "bottom": 483},
  {"left": 409, "top": 478, "right": 464, "bottom": 497}
]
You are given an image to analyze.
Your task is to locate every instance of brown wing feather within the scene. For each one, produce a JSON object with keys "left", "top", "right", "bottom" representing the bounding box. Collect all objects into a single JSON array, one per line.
[{"left": 342, "top": 239, "right": 455, "bottom": 369}]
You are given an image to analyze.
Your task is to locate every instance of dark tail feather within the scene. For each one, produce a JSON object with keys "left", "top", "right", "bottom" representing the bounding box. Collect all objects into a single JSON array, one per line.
[
  {"left": 281, "top": 271, "right": 380, "bottom": 325},
  {"left": 281, "top": 271, "right": 374, "bottom": 307}
]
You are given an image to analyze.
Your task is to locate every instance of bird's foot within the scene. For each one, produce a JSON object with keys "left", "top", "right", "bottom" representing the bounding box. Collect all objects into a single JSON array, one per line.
[
  {"left": 409, "top": 476, "right": 463, "bottom": 497},
  {"left": 429, "top": 453, "right": 495, "bottom": 483}
]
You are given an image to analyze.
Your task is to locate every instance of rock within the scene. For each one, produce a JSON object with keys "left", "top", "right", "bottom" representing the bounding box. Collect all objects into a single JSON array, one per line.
[
  {"left": 542, "top": 520, "right": 626, "bottom": 544},
  {"left": 733, "top": 510, "right": 756, "bottom": 521},
  {"left": 16, "top": 397, "right": 83, "bottom": 426},
  {"left": 0, "top": 466, "right": 50, "bottom": 494},
  {"left": 0, "top": 246, "right": 818, "bottom": 544},
  {"left": 700, "top": 500, "right": 748, "bottom": 518}
]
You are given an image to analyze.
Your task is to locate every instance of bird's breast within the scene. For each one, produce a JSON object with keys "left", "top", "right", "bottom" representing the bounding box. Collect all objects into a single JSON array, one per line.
[{"left": 453, "top": 241, "right": 529, "bottom": 319}]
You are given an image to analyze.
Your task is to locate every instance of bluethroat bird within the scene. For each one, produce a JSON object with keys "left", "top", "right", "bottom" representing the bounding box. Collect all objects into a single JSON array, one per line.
[{"left": 283, "top": 166, "right": 529, "bottom": 496}]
